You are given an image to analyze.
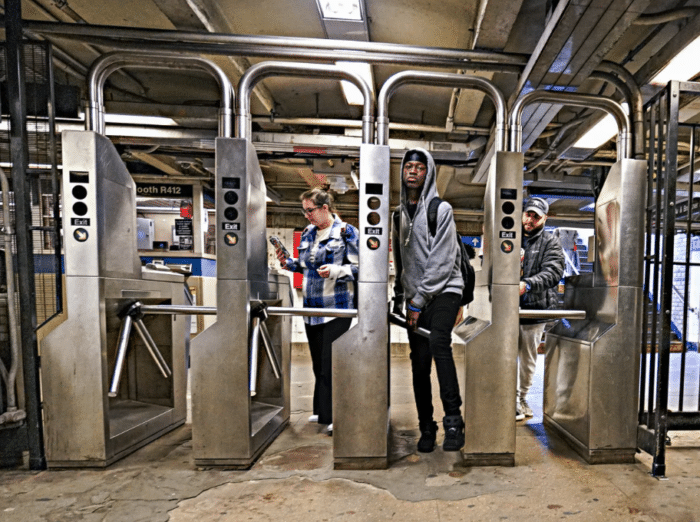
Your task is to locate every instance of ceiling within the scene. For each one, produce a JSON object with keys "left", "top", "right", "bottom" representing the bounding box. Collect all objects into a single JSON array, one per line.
[{"left": 8, "top": 0, "right": 700, "bottom": 233}]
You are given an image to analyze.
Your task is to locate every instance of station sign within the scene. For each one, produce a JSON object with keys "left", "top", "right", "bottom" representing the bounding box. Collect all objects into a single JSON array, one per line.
[
  {"left": 461, "top": 235, "right": 482, "bottom": 248},
  {"left": 136, "top": 183, "right": 193, "bottom": 198}
]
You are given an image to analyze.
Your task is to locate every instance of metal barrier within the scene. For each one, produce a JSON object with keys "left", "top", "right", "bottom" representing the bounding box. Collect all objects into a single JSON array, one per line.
[
  {"left": 513, "top": 90, "right": 646, "bottom": 464},
  {"left": 40, "top": 130, "right": 189, "bottom": 467},
  {"left": 190, "top": 61, "right": 379, "bottom": 469},
  {"left": 638, "top": 80, "right": 700, "bottom": 478}
]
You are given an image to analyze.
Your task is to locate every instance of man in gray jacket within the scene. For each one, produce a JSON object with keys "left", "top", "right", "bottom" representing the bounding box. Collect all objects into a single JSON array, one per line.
[
  {"left": 392, "top": 148, "right": 465, "bottom": 452},
  {"left": 517, "top": 197, "right": 565, "bottom": 419}
]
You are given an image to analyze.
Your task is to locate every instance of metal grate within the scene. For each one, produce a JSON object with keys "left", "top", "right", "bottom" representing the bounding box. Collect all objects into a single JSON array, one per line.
[
  {"left": 639, "top": 80, "right": 700, "bottom": 478},
  {"left": 0, "top": 42, "right": 62, "bottom": 329}
]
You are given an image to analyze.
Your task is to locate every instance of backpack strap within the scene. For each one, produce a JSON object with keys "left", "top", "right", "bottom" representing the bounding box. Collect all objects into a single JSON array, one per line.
[{"left": 427, "top": 197, "right": 443, "bottom": 237}]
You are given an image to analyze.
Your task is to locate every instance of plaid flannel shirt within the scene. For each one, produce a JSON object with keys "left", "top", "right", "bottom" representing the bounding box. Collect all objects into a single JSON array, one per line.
[{"left": 285, "top": 215, "right": 359, "bottom": 325}]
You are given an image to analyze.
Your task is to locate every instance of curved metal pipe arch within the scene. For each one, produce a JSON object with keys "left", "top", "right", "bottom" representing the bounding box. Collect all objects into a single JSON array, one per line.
[
  {"left": 87, "top": 51, "right": 234, "bottom": 137},
  {"left": 509, "top": 91, "right": 631, "bottom": 161},
  {"left": 376, "top": 70, "right": 507, "bottom": 151},
  {"left": 237, "top": 61, "right": 374, "bottom": 143}
]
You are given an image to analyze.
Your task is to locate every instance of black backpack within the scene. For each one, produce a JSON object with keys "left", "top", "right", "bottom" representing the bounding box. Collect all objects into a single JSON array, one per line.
[{"left": 393, "top": 197, "right": 475, "bottom": 306}]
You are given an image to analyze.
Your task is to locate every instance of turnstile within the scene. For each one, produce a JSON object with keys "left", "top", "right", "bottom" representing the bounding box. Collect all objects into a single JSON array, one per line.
[
  {"left": 460, "top": 152, "right": 523, "bottom": 466},
  {"left": 544, "top": 158, "right": 646, "bottom": 463},
  {"left": 377, "top": 71, "right": 520, "bottom": 466},
  {"left": 333, "top": 143, "right": 391, "bottom": 469},
  {"left": 41, "top": 131, "right": 188, "bottom": 467},
  {"left": 190, "top": 137, "right": 292, "bottom": 468}
]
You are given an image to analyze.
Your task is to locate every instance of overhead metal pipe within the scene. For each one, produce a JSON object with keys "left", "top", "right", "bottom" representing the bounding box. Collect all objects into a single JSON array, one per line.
[
  {"left": 237, "top": 61, "right": 374, "bottom": 143},
  {"left": 87, "top": 51, "right": 234, "bottom": 137},
  {"left": 509, "top": 91, "right": 631, "bottom": 160},
  {"left": 23, "top": 20, "right": 528, "bottom": 69},
  {"left": 251, "top": 116, "right": 490, "bottom": 136},
  {"left": 633, "top": 7, "right": 700, "bottom": 25},
  {"left": 377, "top": 71, "right": 507, "bottom": 150},
  {"left": 597, "top": 61, "right": 645, "bottom": 159}
]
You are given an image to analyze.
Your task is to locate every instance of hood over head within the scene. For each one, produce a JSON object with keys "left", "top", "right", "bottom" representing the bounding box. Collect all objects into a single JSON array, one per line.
[{"left": 400, "top": 147, "right": 438, "bottom": 206}]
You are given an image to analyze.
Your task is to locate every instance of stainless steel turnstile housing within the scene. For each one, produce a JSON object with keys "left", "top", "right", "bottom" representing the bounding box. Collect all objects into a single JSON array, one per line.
[
  {"left": 333, "top": 143, "right": 391, "bottom": 469},
  {"left": 460, "top": 151, "right": 523, "bottom": 466},
  {"left": 41, "top": 131, "right": 188, "bottom": 467},
  {"left": 190, "top": 138, "right": 292, "bottom": 468},
  {"left": 544, "top": 158, "right": 646, "bottom": 463}
]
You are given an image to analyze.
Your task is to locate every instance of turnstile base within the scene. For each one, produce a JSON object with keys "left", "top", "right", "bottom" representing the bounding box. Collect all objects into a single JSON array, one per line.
[
  {"left": 333, "top": 457, "right": 388, "bottom": 470},
  {"left": 48, "top": 400, "right": 184, "bottom": 468},
  {"left": 461, "top": 452, "right": 515, "bottom": 467},
  {"left": 194, "top": 403, "right": 287, "bottom": 469},
  {"left": 544, "top": 416, "right": 636, "bottom": 464}
]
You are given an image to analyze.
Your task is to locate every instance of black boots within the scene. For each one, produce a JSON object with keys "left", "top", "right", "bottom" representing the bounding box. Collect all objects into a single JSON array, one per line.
[
  {"left": 417, "top": 421, "right": 438, "bottom": 453},
  {"left": 442, "top": 415, "right": 465, "bottom": 452}
]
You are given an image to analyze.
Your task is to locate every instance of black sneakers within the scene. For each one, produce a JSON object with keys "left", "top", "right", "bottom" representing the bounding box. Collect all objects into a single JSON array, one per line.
[
  {"left": 417, "top": 421, "right": 438, "bottom": 453},
  {"left": 442, "top": 415, "right": 465, "bottom": 451}
]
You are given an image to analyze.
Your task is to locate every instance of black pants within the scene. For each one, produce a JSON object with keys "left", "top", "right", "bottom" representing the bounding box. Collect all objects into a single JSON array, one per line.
[
  {"left": 304, "top": 317, "right": 352, "bottom": 425},
  {"left": 407, "top": 292, "right": 463, "bottom": 426}
]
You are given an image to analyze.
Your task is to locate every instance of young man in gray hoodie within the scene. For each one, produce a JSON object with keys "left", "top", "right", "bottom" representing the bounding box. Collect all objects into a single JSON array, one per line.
[{"left": 392, "top": 148, "right": 465, "bottom": 452}]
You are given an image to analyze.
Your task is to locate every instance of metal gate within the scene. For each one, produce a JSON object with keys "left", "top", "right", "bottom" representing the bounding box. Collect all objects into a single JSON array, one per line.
[
  {"left": 0, "top": 39, "right": 62, "bottom": 468},
  {"left": 639, "top": 80, "right": 700, "bottom": 478}
]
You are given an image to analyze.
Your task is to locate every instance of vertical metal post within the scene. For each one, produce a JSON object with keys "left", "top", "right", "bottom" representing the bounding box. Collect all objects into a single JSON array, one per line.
[
  {"left": 653, "top": 81, "right": 682, "bottom": 478},
  {"left": 6, "top": 0, "right": 46, "bottom": 470}
]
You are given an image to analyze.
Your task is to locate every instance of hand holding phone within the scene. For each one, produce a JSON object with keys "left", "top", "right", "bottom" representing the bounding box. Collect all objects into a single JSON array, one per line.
[{"left": 269, "top": 236, "right": 290, "bottom": 260}]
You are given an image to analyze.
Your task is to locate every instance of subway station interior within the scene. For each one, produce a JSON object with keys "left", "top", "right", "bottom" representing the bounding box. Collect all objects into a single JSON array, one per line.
[{"left": 5, "top": 0, "right": 700, "bottom": 520}]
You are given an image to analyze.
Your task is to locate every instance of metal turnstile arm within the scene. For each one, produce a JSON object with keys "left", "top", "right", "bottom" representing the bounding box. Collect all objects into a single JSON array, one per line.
[
  {"left": 259, "top": 321, "right": 282, "bottom": 379},
  {"left": 389, "top": 312, "right": 431, "bottom": 338},
  {"left": 133, "top": 319, "right": 172, "bottom": 378},
  {"left": 109, "top": 314, "right": 134, "bottom": 398}
]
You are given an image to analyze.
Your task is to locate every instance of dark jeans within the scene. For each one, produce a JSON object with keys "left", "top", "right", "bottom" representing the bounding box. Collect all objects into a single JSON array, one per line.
[
  {"left": 304, "top": 317, "right": 352, "bottom": 425},
  {"left": 407, "top": 292, "right": 463, "bottom": 426}
]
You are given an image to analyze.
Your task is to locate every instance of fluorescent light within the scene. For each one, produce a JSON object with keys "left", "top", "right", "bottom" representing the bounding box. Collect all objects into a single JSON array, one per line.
[
  {"left": 336, "top": 61, "right": 373, "bottom": 106},
  {"left": 318, "top": 0, "right": 362, "bottom": 20},
  {"left": 573, "top": 103, "right": 629, "bottom": 149},
  {"left": 651, "top": 36, "right": 700, "bottom": 85},
  {"left": 105, "top": 114, "right": 179, "bottom": 127}
]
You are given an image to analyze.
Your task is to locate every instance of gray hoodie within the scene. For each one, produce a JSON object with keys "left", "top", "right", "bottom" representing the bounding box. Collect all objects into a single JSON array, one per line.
[{"left": 392, "top": 148, "right": 463, "bottom": 310}]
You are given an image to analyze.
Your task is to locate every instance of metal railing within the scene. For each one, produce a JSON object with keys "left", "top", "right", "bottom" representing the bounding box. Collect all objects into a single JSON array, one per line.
[{"left": 639, "top": 80, "right": 700, "bottom": 478}]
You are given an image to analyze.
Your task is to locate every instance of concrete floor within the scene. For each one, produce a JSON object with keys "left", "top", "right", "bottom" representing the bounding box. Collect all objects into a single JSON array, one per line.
[{"left": 2, "top": 354, "right": 700, "bottom": 521}]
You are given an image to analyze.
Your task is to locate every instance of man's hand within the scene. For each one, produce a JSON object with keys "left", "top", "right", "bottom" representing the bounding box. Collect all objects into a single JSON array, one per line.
[
  {"left": 454, "top": 306, "right": 463, "bottom": 327},
  {"left": 519, "top": 281, "right": 527, "bottom": 296},
  {"left": 406, "top": 308, "right": 420, "bottom": 330}
]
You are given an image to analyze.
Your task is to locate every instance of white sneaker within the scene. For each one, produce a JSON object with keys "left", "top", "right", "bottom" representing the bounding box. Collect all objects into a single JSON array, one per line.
[
  {"left": 516, "top": 405, "right": 525, "bottom": 421},
  {"left": 308, "top": 414, "right": 319, "bottom": 423},
  {"left": 327, "top": 423, "right": 333, "bottom": 435},
  {"left": 519, "top": 398, "right": 534, "bottom": 417}
]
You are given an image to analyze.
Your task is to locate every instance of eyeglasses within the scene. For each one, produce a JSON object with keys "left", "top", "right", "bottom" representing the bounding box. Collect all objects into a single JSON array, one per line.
[{"left": 301, "top": 206, "right": 321, "bottom": 216}]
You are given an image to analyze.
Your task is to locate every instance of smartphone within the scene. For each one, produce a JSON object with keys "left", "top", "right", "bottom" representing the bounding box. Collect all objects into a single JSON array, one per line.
[{"left": 269, "top": 236, "right": 290, "bottom": 259}]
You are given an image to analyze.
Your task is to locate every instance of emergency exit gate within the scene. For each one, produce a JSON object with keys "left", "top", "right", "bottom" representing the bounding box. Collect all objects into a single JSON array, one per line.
[{"left": 512, "top": 91, "right": 646, "bottom": 464}]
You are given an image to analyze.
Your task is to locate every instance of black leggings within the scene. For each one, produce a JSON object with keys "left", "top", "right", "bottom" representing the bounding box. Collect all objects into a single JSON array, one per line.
[
  {"left": 407, "top": 292, "right": 462, "bottom": 426},
  {"left": 304, "top": 317, "right": 352, "bottom": 425}
]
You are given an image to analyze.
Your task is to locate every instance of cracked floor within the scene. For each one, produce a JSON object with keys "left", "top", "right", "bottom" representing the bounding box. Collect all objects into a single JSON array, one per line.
[{"left": 2, "top": 354, "right": 700, "bottom": 521}]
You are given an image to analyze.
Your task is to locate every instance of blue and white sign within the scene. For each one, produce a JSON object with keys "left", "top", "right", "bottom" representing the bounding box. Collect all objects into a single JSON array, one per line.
[{"left": 461, "top": 236, "right": 482, "bottom": 248}]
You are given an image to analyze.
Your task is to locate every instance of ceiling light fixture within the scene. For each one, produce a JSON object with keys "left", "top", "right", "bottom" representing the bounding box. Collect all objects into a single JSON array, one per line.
[
  {"left": 336, "top": 61, "right": 373, "bottom": 106},
  {"left": 317, "top": 0, "right": 362, "bottom": 20}
]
